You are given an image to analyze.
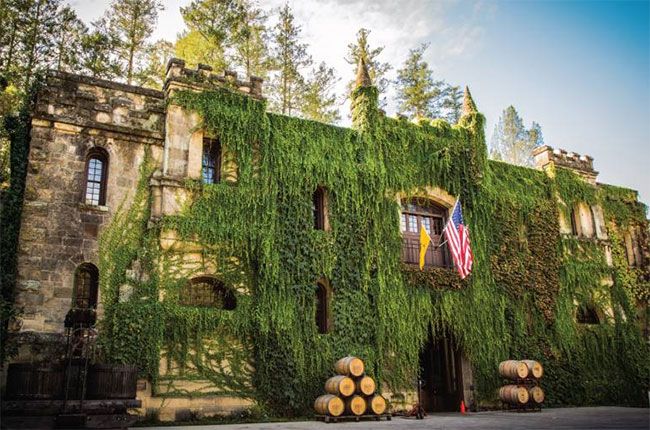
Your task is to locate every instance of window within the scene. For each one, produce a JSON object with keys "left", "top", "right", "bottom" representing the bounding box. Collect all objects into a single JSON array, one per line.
[
  {"left": 315, "top": 280, "right": 331, "bottom": 334},
  {"left": 313, "top": 187, "right": 328, "bottom": 230},
  {"left": 570, "top": 206, "right": 579, "bottom": 236},
  {"left": 180, "top": 277, "right": 236, "bottom": 309},
  {"left": 73, "top": 263, "right": 99, "bottom": 309},
  {"left": 576, "top": 303, "right": 600, "bottom": 324},
  {"left": 624, "top": 228, "right": 644, "bottom": 267},
  {"left": 84, "top": 148, "right": 108, "bottom": 206},
  {"left": 401, "top": 198, "right": 449, "bottom": 267},
  {"left": 202, "top": 138, "right": 222, "bottom": 184}
]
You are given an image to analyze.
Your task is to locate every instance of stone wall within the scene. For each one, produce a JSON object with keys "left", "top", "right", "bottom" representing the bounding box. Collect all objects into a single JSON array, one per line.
[{"left": 10, "top": 71, "right": 165, "bottom": 361}]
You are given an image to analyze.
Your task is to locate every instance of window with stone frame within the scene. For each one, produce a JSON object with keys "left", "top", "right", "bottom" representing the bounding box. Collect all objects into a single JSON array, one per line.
[
  {"left": 624, "top": 227, "right": 645, "bottom": 267},
  {"left": 315, "top": 280, "right": 332, "bottom": 334},
  {"left": 73, "top": 263, "right": 99, "bottom": 309},
  {"left": 180, "top": 277, "right": 236, "bottom": 309},
  {"left": 84, "top": 148, "right": 109, "bottom": 206},
  {"left": 400, "top": 198, "right": 449, "bottom": 267},
  {"left": 202, "top": 138, "right": 222, "bottom": 184}
]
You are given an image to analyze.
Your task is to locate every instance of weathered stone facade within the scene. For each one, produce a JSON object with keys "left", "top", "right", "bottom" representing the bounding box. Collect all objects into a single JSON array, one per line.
[{"left": 11, "top": 71, "right": 165, "bottom": 360}]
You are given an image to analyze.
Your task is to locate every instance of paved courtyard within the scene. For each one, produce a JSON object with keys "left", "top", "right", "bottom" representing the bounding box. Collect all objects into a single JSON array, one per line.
[{"left": 142, "top": 407, "right": 648, "bottom": 430}]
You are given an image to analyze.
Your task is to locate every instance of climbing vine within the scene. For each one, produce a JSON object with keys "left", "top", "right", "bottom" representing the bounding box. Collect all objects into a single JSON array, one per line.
[{"left": 97, "top": 83, "right": 649, "bottom": 416}]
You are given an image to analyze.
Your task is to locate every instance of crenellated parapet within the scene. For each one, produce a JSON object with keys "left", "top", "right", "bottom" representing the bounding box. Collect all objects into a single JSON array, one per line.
[
  {"left": 533, "top": 145, "right": 598, "bottom": 184},
  {"left": 164, "top": 58, "right": 263, "bottom": 99}
]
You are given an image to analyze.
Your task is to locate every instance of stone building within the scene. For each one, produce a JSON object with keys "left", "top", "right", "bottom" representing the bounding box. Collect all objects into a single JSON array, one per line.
[{"left": 3, "top": 58, "right": 649, "bottom": 421}]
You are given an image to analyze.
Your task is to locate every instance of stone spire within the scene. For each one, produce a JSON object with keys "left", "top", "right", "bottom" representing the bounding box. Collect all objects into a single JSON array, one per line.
[
  {"left": 461, "top": 86, "right": 478, "bottom": 116},
  {"left": 355, "top": 56, "right": 372, "bottom": 88}
]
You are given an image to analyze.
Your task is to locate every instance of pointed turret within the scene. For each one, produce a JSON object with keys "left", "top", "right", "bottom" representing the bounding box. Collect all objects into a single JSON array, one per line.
[
  {"left": 350, "top": 55, "right": 378, "bottom": 131},
  {"left": 355, "top": 56, "right": 372, "bottom": 88},
  {"left": 461, "top": 86, "right": 478, "bottom": 116}
]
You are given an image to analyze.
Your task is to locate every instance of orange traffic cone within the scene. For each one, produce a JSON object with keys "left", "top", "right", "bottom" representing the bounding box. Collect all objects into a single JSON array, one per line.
[{"left": 460, "top": 400, "right": 466, "bottom": 414}]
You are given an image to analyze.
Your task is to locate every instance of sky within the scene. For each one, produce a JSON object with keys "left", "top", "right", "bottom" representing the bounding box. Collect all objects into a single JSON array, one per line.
[{"left": 67, "top": 0, "right": 650, "bottom": 206}]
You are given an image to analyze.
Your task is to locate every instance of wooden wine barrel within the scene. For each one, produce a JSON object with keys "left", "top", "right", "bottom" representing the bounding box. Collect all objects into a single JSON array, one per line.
[
  {"left": 345, "top": 395, "right": 367, "bottom": 416},
  {"left": 498, "top": 360, "right": 528, "bottom": 380},
  {"left": 521, "top": 360, "right": 544, "bottom": 379},
  {"left": 86, "top": 364, "right": 138, "bottom": 399},
  {"left": 366, "top": 394, "right": 387, "bottom": 415},
  {"left": 528, "top": 386, "right": 545, "bottom": 404},
  {"left": 314, "top": 394, "right": 345, "bottom": 417},
  {"left": 499, "top": 385, "right": 529, "bottom": 405},
  {"left": 355, "top": 375, "right": 376, "bottom": 395},
  {"left": 335, "top": 356, "right": 365, "bottom": 377},
  {"left": 5, "top": 363, "right": 65, "bottom": 400},
  {"left": 325, "top": 375, "right": 355, "bottom": 397}
]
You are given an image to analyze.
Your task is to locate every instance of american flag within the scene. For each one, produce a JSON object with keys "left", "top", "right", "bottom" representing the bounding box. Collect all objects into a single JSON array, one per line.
[{"left": 443, "top": 199, "right": 473, "bottom": 279}]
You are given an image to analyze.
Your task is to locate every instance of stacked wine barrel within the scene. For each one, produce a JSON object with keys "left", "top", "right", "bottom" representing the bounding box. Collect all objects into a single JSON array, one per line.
[
  {"left": 498, "top": 360, "right": 545, "bottom": 411},
  {"left": 314, "top": 356, "right": 389, "bottom": 421}
]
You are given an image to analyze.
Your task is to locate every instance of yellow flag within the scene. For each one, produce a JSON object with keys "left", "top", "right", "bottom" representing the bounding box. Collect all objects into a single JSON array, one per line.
[{"left": 419, "top": 225, "right": 431, "bottom": 270}]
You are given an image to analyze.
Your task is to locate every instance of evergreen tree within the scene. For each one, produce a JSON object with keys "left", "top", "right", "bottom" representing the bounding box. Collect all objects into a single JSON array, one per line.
[
  {"left": 180, "top": 0, "right": 239, "bottom": 72},
  {"left": 104, "top": 0, "right": 163, "bottom": 85},
  {"left": 52, "top": 6, "right": 87, "bottom": 73},
  {"left": 230, "top": 0, "right": 269, "bottom": 78},
  {"left": 3, "top": 0, "right": 61, "bottom": 91},
  {"left": 300, "top": 62, "right": 340, "bottom": 124},
  {"left": 528, "top": 121, "right": 544, "bottom": 148},
  {"left": 442, "top": 84, "right": 463, "bottom": 124},
  {"left": 269, "top": 4, "right": 311, "bottom": 116},
  {"left": 490, "top": 105, "right": 542, "bottom": 167},
  {"left": 345, "top": 28, "right": 391, "bottom": 104},
  {"left": 395, "top": 43, "right": 445, "bottom": 119},
  {"left": 180, "top": 0, "right": 270, "bottom": 77},
  {"left": 79, "top": 21, "right": 121, "bottom": 80},
  {"left": 0, "top": 0, "right": 27, "bottom": 84}
]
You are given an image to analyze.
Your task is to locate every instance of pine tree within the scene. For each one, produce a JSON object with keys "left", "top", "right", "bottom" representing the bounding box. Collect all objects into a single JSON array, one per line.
[
  {"left": 180, "top": 0, "right": 239, "bottom": 72},
  {"left": 104, "top": 0, "right": 163, "bottom": 85},
  {"left": 52, "top": 6, "right": 87, "bottom": 73},
  {"left": 300, "top": 62, "right": 340, "bottom": 124},
  {"left": 12, "top": 0, "right": 61, "bottom": 91},
  {"left": 230, "top": 0, "right": 269, "bottom": 78},
  {"left": 0, "top": 0, "right": 27, "bottom": 84},
  {"left": 528, "top": 121, "right": 544, "bottom": 148},
  {"left": 442, "top": 84, "right": 463, "bottom": 124},
  {"left": 490, "top": 105, "right": 541, "bottom": 166},
  {"left": 269, "top": 4, "right": 311, "bottom": 116},
  {"left": 345, "top": 28, "right": 391, "bottom": 104},
  {"left": 79, "top": 21, "right": 121, "bottom": 80},
  {"left": 395, "top": 43, "right": 446, "bottom": 120}
]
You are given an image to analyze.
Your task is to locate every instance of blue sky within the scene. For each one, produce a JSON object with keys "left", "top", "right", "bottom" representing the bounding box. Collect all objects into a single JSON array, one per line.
[{"left": 69, "top": 0, "right": 650, "bottom": 205}]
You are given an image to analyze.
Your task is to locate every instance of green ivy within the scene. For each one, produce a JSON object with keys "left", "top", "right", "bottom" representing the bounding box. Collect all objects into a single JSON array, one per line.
[{"left": 96, "top": 83, "right": 649, "bottom": 416}]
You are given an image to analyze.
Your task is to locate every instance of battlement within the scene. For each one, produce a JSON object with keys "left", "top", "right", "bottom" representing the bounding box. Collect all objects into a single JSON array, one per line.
[
  {"left": 164, "top": 58, "right": 263, "bottom": 99},
  {"left": 533, "top": 145, "right": 598, "bottom": 183}
]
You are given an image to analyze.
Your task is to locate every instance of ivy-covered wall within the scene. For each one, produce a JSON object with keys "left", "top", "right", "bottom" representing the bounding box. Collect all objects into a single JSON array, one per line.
[{"left": 96, "top": 80, "right": 649, "bottom": 416}]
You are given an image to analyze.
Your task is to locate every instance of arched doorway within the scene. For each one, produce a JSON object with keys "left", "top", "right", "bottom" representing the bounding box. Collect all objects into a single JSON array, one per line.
[{"left": 418, "top": 328, "right": 464, "bottom": 412}]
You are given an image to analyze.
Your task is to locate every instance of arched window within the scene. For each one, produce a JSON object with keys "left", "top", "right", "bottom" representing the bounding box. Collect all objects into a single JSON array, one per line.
[
  {"left": 73, "top": 263, "right": 99, "bottom": 309},
  {"left": 202, "top": 138, "right": 222, "bottom": 184},
  {"left": 401, "top": 198, "right": 449, "bottom": 267},
  {"left": 312, "top": 187, "right": 328, "bottom": 230},
  {"left": 315, "top": 280, "right": 331, "bottom": 334},
  {"left": 180, "top": 277, "right": 236, "bottom": 309},
  {"left": 576, "top": 303, "right": 600, "bottom": 324},
  {"left": 84, "top": 148, "right": 109, "bottom": 206}
]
